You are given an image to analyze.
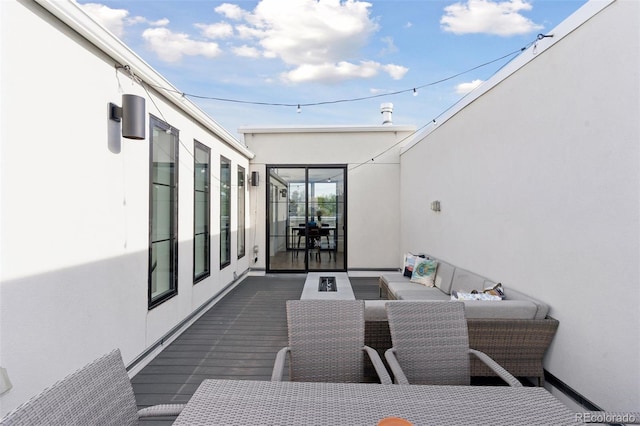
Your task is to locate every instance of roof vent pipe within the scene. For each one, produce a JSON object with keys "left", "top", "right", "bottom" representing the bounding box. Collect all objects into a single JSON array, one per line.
[{"left": 381, "top": 103, "right": 393, "bottom": 125}]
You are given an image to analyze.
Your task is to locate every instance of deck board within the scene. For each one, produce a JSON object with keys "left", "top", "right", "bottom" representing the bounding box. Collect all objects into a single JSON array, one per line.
[{"left": 133, "top": 274, "right": 383, "bottom": 423}]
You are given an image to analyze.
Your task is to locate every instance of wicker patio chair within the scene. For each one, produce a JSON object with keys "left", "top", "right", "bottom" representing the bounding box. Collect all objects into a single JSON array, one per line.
[
  {"left": 384, "top": 301, "right": 522, "bottom": 386},
  {"left": 0, "top": 349, "right": 184, "bottom": 426},
  {"left": 271, "top": 300, "right": 392, "bottom": 384}
]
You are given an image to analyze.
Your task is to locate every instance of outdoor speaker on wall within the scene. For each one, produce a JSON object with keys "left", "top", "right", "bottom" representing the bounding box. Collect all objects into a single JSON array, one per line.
[
  {"left": 109, "top": 94, "right": 146, "bottom": 140},
  {"left": 251, "top": 171, "right": 259, "bottom": 186}
]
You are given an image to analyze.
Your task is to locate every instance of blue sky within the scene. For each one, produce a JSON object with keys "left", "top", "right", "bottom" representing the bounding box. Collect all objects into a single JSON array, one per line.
[{"left": 78, "top": 0, "right": 588, "bottom": 138}]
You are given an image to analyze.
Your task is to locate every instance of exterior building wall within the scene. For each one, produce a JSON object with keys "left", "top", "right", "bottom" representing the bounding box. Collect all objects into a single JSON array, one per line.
[
  {"left": 0, "top": 0, "right": 251, "bottom": 415},
  {"left": 400, "top": 0, "right": 639, "bottom": 411},
  {"left": 241, "top": 127, "right": 414, "bottom": 270}
]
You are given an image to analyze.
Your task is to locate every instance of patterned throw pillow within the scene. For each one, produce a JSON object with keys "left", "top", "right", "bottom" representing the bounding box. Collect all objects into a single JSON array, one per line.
[
  {"left": 403, "top": 253, "right": 426, "bottom": 277},
  {"left": 403, "top": 253, "right": 416, "bottom": 277},
  {"left": 410, "top": 258, "right": 438, "bottom": 286}
]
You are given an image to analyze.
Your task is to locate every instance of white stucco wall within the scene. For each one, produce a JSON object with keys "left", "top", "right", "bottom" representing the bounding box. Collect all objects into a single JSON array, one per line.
[
  {"left": 242, "top": 126, "right": 414, "bottom": 270},
  {"left": 0, "top": 0, "right": 251, "bottom": 415},
  {"left": 400, "top": 0, "right": 639, "bottom": 411}
]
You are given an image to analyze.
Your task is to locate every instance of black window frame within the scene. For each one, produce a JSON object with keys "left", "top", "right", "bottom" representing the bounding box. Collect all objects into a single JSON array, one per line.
[
  {"left": 193, "top": 140, "right": 211, "bottom": 284},
  {"left": 220, "top": 156, "right": 231, "bottom": 269},
  {"left": 237, "top": 165, "right": 246, "bottom": 259},
  {"left": 148, "top": 116, "right": 179, "bottom": 309}
]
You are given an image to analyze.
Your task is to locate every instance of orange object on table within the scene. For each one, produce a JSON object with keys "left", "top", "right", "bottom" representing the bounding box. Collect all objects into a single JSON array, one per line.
[{"left": 377, "top": 417, "right": 413, "bottom": 426}]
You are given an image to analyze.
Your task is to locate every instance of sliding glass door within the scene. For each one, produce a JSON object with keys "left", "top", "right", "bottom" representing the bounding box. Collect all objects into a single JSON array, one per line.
[{"left": 266, "top": 165, "right": 346, "bottom": 272}]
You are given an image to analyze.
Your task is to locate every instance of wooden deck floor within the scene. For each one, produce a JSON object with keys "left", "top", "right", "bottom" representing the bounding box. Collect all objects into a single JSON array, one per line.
[{"left": 133, "top": 274, "right": 382, "bottom": 424}]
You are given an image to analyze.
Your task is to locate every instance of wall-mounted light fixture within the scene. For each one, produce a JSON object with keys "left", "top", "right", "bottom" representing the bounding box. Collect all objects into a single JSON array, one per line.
[
  {"left": 250, "top": 171, "right": 259, "bottom": 186},
  {"left": 279, "top": 188, "right": 287, "bottom": 198},
  {"left": 109, "top": 94, "right": 146, "bottom": 140},
  {"left": 430, "top": 200, "right": 441, "bottom": 212}
]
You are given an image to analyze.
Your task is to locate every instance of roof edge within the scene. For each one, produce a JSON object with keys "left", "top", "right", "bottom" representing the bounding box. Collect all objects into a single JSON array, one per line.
[
  {"left": 400, "top": 0, "right": 616, "bottom": 155},
  {"left": 34, "top": 0, "right": 255, "bottom": 159},
  {"left": 238, "top": 124, "right": 417, "bottom": 134}
]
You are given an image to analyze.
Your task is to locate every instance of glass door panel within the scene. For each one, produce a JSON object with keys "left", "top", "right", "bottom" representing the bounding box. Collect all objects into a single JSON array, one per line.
[
  {"left": 268, "top": 168, "right": 306, "bottom": 271},
  {"left": 267, "top": 166, "right": 346, "bottom": 272},
  {"left": 307, "top": 168, "right": 345, "bottom": 271}
]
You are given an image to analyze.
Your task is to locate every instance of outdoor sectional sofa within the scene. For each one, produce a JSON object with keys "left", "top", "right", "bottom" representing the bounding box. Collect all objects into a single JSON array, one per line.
[{"left": 363, "top": 257, "right": 559, "bottom": 386}]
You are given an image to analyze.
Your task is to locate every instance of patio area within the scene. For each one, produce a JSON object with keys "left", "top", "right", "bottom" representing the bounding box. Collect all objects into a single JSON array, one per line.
[
  {"left": 132, "top": 274, "right": 382, "bottom": 424},
  {"left": 2, "top": 0, "right": 638, "bottom": 418},
  {"left": 4, "top": 273, "right": 638, "bottom": 424}
]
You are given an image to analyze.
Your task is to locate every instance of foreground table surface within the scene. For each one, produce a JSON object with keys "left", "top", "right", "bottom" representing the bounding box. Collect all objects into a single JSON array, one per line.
[{"left": 173, "top": 379, "right": 579, "bottom": 425}]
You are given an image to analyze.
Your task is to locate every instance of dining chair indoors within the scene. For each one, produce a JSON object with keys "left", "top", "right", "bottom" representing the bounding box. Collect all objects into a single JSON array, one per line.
[
  {"left": 292, "top": 223, "right": 306, "bottom": 260},
  {"left": 0, "top": 349, "right": 184, "bottom": 426},
  {"left": 271, "top": 300, "right": 392, "bottom": 384},
  {"left": 385, "top": 301, "right": 522, "bottom": 386},
  {"left": 319, "top": 224, "right": 332, "bottom": 260},
  {"left": 307, "top": 226, "right": 322, "bottom": 262}
]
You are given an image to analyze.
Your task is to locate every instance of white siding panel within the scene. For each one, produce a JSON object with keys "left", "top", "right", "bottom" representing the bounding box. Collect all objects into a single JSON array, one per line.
[
  {"left": 0, "top": 0, "right": 250, "bottom": 415},
  {"left": 400, "top": 0, "right": 639, "bottom": 411}
]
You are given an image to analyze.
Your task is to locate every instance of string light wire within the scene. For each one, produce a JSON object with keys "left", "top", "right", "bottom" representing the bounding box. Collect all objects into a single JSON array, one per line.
[
  {"left": 143, "top": 42, "right": 536, "bottom": 110},
  {"left": 119, "top": 35, "right": 550, "bottom": 178}
]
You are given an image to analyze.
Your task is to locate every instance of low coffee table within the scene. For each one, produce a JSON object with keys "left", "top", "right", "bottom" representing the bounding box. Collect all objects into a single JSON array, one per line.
[{"left": 300, "top": 272, "right": 355, "bottom": 300}]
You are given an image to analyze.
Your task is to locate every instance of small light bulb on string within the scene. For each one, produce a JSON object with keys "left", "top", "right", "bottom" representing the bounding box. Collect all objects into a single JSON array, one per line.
[{"left": 413, "top": 88, "right": 418, "bottom": 97}]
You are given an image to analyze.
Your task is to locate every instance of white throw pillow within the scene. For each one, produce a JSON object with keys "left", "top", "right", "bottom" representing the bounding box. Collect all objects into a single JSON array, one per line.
[{"left": 410, "top": 258, "right": 438, "bottom": 286}]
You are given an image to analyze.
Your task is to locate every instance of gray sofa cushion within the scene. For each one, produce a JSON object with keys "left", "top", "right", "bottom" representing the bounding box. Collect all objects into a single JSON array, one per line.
[
  {"left": 394, "top": 288, "right": 451, "bottom": 301},
  {"left": 433, "top": 261, "right": 455, "bottom": 295},
  {"left": 504, "top": 287, "right": 550, "bottom": 319},
  {"left": 366, "top": 299, "right": 537, "bottom": 320},
  {"left": 364, "top": 300, "right": 388, "bottom": 321},
  {"left": 462, "top": 300, "right": 538, "bottom": 319},
  {"left": 451, "top": 267, "right": 490, "bottom": 292},
  {"left": 386, "top": 280, "right": 450, "bottom": 300},
  {"left": 380, "top": 269, "right": 548, "bottom": 320},
  {"left": 380, "top": 272, "right": 406, "bottom": 287}
]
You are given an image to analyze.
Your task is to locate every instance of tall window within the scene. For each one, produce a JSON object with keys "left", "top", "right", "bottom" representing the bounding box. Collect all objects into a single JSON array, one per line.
[
  {"left": 194, "top": 141, "right": 210, "bottom": 283},
  {"left": 220, "top": 157, "right": 231, "bottom": 268},
  {"left": 149, "top": 117, "right": 178, "bottom": 308},
  {"left": 237, "top": 166, "right": 246, "bottom": 259}
]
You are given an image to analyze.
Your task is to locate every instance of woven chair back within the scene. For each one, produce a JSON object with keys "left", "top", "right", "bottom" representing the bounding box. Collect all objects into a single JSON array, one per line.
[
  {"left": 1, "top": 349, "right": 139, "bottom": 426},
  {"left": 386, "top": 301, "right": 471, "bottom": 385},
  {"left": 286, "top": 299, "right": 366, "bottom": 383}
]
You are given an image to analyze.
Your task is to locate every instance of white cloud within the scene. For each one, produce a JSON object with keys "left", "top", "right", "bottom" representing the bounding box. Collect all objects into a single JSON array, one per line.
[
  {"left": 441, "top": 0, "right": 543, "bottom": 36},
  {"left": 81, "top": 0, "right": 409, "bottom": 82},
  {"left": 196, "top": 22, "right": 234, "bottom": 39},
  {"left": 80, "top": 3, "right": 170, "bottom": 37},
  {"left": 215, "top": 3, "right": 247, "bottom": 21},
  {"left": 216, "top": 0, "right": 407, "bottom": 83},
  {"left": 282, "top": 60, "right": 407, "bottom": 84},
  {"left": 379, "top": 36, "right": 398, "bottom": 56},
  {"left": 382, "top": 64, "right": 408, "bottom": 80},
  {"left": 456, "top": 79, "right": 484, "bottom": 94},
  {"left": 250, "top": 0, "right": 379, "bottom": 65},
  {"left": 80, "top": 3, "right": 129, "bottom": 37},
  {"left": 127, "top": 16, "right": 147, "bottom": 25},
  {"left": 235, "top": 24, "right": 264, "bottom": 40},
  {"left": 142, "top": 27, "right": 222, "bottom": 63},
  {"left": 149, "top": 18, "right": 170, "bottom": 27},
  {"left": 122, "top": 15, "right": 169, "bottom": 27},
  {"left": 232, "top": 45, "right": 261, "bottom": 58}
]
